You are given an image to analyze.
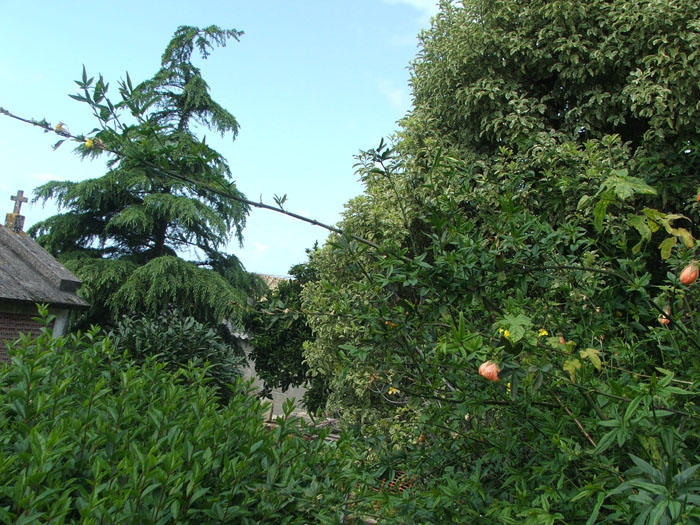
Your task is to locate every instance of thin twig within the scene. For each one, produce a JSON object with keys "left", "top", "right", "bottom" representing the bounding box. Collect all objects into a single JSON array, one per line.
[
  {"left": 0, "top": 106, "right": 380, "bottom": 250},
  {"left": 554, "top": 394, "right": 597, "bottom": 448},
  {"left": 606, "top": 364, "right": 694, "bottom": 386}
]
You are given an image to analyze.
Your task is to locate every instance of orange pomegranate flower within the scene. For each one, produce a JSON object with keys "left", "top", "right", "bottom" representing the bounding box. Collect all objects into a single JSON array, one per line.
[
  {"left": 680, "top": 263, "right": 699, "bottom": 285},
  {"left": 478, "top": 361, "right": 500, "bottom": 382}
]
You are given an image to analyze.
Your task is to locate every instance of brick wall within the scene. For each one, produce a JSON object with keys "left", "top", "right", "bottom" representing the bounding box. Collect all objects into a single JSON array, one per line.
[{"left": 0, "top": 312, "right": 53, "bottom": 364}]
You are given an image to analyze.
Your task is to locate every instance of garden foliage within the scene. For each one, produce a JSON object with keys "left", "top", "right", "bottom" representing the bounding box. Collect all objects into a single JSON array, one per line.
[
  {"left": 6, "top": 1, "right": 700, "bottom": 521},
  {"left": 0, "top": 310, "right": 357, "bottom": 524},
  {"left": 110, "top": 312, "right": 245, "bottom": 403},
  {"left": 297, "top": 0, "right": 700, "bottom": 521},
  {"left": 244, "top": 251, "right": 330, "bottom": 414}
]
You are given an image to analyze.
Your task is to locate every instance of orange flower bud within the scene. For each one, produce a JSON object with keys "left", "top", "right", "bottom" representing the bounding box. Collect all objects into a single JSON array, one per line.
[
  {"left": 680, "top": 263, "right": 699, "bottom": 285},
  {"left": 696, "top": 193, "right": 700, "bottom": 202},
  {"left": 478, "top": 360, "right": 500, "bottom": 382},
  {"left": 658, "top": 306, "right": 671, "bottom": 326}
]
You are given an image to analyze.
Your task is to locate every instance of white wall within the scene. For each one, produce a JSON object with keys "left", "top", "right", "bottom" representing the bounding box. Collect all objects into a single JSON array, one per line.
[{"left": 238, "top": 337, "right": 308, "bottom": 420}]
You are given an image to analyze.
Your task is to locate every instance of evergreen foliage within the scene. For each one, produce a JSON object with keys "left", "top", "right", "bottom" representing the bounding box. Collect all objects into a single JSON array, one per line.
[
  {"left": 299, "top": 0, "right": 700, "bottom": 521},
  {"left": 29, "top": 26, "right": 263, "bottom": 330},
  {"left": 110, "top": 311, "right": 244, "bottom": 402}
]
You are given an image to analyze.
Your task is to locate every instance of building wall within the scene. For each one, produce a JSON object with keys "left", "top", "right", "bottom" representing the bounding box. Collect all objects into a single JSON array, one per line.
[
  {"left": 238, "top": 338, "right": 308, "bottom": 420},
  {"left": 0, "top": 311, "right": 54, "bottom": 363}
]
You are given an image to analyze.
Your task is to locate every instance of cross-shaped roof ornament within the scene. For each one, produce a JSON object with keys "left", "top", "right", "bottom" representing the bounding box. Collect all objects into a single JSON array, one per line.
[
  {"left": 6, "top": 190, "right": 28, "bottom": 232},
  {"left": 11, "top": 190, "right": 28, "bottom": 215}
]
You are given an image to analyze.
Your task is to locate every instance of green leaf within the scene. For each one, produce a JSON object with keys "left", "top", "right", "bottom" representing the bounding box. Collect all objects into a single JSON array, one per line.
[
  {"left": 649, "top": 499, "right": 669, "bottom": 525},
  {"left": 628, "top": 214, "right": 652, "bottom": 241},
  {"left": 593, "top": 198, "right": 609, "bottom": 231},
  {"left": 659, "top": 236, "right": 677, "bottom": 260},
  {"left": 628, "top": 479, "right": 667, "bottom": 495},
  {"left": 497, "top": 314, "right": 532, "bottom": 344},
  {"left": 594, "top": 430, "right": 618, "bottom": 455},
  {"left": 579, "top": 348, "right": 602, "bottom": 371},
  {"left": 250, "top": 440, "right": 264, "bottom": 454},
  {"left": 604, "top": 170, "right": 657, "bottom": 200},
  {"left": 624, "top": 397, "right": 644, "bottom": 424},
  {"left": 585, "top": 492, "right": 605, "bottom": 525},
  {"left": 563, "top": 358, "right": 581, "bottom": 382},
  {"left": 629, "top": 454, "right": 660, "bottom": 479},
  {"left": 673, "top": 463, "right": 700, "bottom": 485}
]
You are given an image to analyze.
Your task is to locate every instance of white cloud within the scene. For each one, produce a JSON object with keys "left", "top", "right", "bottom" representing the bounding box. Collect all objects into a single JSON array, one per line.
[
  {"left": 253, "top": 242, "right": 268, "bottom": 253},
  {"left": 383, "top": 0, "right": 440, "bottom": 21},
  {"left": 378, "top": 79, "right": 411, "bottom": 113}
]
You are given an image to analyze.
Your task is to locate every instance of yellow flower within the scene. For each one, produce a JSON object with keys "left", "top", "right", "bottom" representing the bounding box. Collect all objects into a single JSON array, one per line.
[
  {"left": 85, "top": 138, "right": 94, "bottom": 149},
  {"left": 503, "top": 329, "right": 510, "bottom": 339},
  {"left": 388, "top": 386, "right": 400, "bottom": 395},
  {"left": 54, "top": 123, "right": 64, "bottom": 132},
  {"left": 538, "top": 328, "right": 549, "bottom": 337},
  {"left": 498, "top": 327, "right": 505, "bottom": 334}
]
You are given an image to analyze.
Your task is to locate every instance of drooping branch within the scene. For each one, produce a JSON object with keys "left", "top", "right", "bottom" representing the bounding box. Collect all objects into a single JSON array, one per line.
[{"left": 0, "top": 106, "right": 380, "bottom": 250}]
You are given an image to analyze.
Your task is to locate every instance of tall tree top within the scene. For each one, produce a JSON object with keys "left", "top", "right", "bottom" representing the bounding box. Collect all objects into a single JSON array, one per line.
[
  {"left": 29, "top": 25, "right": 259, "bottom": 329},
  {"left": 135, "top": 25, "right": 244, "bottom": 137}
]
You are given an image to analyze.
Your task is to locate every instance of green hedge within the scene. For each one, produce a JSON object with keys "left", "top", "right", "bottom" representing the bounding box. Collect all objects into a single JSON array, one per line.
[{"left": 0, "top": 310, "right": 359, "bottom": 524}]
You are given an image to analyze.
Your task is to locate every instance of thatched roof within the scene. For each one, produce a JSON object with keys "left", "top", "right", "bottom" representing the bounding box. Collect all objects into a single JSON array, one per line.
[{"left": 0, "top": 226, "right": 89, "bottom": 310}]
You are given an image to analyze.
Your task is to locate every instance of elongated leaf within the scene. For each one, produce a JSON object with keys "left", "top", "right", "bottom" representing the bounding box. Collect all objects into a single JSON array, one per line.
[
  {"left": 649, "top": 499, "right": 669, "bottom": 525},
  {"left": 628, "top": 479, "right": 667, "bottom": 495},
  {"left": 595, "top": 429, "right": 618, "bottom": 456},
  {"left": 674, "top": 463, "right": 700, "bottom": 485},
  {"left": 624, "top": 397, "right": 644, "bottom": 424},
  {"left": 593, "top": 198, "right": 609, "bottom": 231},
  {"left": 585, "top": 492, "right": 605, "bottom": 525},
  {"left": 659, "top": 236, "right": 677, "bottom": 260}
]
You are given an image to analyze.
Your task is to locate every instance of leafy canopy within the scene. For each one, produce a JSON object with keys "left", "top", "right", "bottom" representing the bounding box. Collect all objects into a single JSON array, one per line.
[
  {"left": 244, "top": 248, "right": 330, "bottom": 414},
  {"left": 299, "top": 0, "right": 700, "bottom": 521}
]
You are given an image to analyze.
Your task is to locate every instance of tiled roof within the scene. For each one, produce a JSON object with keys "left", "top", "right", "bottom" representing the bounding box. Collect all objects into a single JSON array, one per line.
[
  {"left": 0, "top": 226, "right": 89, "bottom": 310},
  {"left": 257, "top": 273, "right": 290, "bottom": 291}
]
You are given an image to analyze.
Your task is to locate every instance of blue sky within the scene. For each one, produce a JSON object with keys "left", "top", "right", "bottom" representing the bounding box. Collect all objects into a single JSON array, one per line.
[{"left": 0, "top": 1, "right": 438, "bottom": 276}]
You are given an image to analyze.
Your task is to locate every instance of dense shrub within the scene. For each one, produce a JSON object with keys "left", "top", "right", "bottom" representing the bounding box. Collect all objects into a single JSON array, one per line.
[
  {"left": 244, "top": 255, "right": 330, "bottom": 414},
  {"left": 0, "top": 310, "right": 361, "bottom": 524},
  {"left": 299, "top": 0, "right": 700, "bottom": 521},
  {"left": 110, "top": 312, "right": 244, "bottom": 402}
]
